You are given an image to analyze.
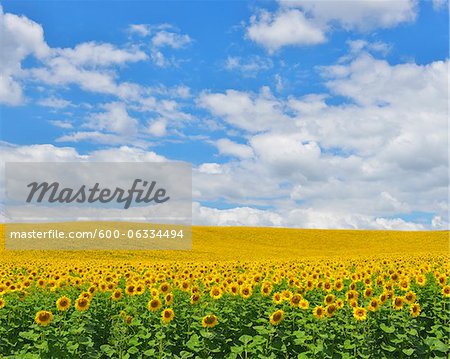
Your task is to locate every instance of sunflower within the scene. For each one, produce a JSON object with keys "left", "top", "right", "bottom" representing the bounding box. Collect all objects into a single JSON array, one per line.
[
  {"left": 346, "top": 290, "right": 359, "bottom": 302},
  {"left": 313, "top": 305, "right": 325, "bottom": 319},
  {"left": 88, "top": 286, "right": 97, "bottom": 294},
  {"left": 404, "top": 291, "right": 416, "bottom": 304},
  {"left": 272, "top": 292, "right": 283, "bottom": 304},
  {"left": 325, "top": 304, "right": 336, "bottom": 318},
  {"left": 159, "top": 282, "right": 171, "bottom": 294},
  {"left": 229, "top": 284, "right": 239, "bottom": 296},
  {"left": 353, "top": 307, "right": 367, "bottom": 321},
  {"left": 261, "top": 285, "right": 271, "bottom": 297},
  {"left": 379, "top": 292, "right": 388, "bottom": 304},
  {"left": 190, "top": 293, "right": 201, "bottom": 305},
  {"left": 416, "top": 275, "right": 426, "bottom": 287},
  {"left": 438, "top": 275, "right": 446, "bottom": 286},
  {"left": 399, "top": 279, "right": 410, "bottom": 291},
  {"left": 334, "top": 279, "right": 344, "bottom": 291},
  {"left": 148, "top": 298, "right": 162, "bottom": 312},
  {"left": 324, "top": 294, "right": 335, "bottom": 305},
  {"left": 392, "top": 296, "right": 404, "bottom": 310},
  {"left": 363, "top": 287, "right": 373, "bottom": 299},
  {"left": 281, "top": 289, "right": 292, "bottom": 301},
  {"left": 202, "top": 314, "right": 218, "bottom": 328},
  {"left": 35, "top": 310, "right": 53, "bottom": 326},
  {"left": 269, "top": 310, "right": 285, "bottom": 325},
  {"left": 125, "top": 285, "right": 136, "bottom": 296},
  {"left": 442, "top": 285, "right": 450, "bottom": 298},
  {"left": 80, "top": 291, "right": 92, "bottom": 300},
  {"left": 368, "top": 298, "right": 380, "bottom": 312},
  {"left": 0, "top": 298, "right": 5, "bottom": 309},
  {"left": 261, "top": 282, "right": 272, "bottom": 296},
  {"left": 323, "top": 281, "right": 332, "bottom": 292},
  {"left": 165, "top": 293, "right": 174, "bottom": 305},
  {"left": 111, "top": 289, "right": 123, "bottom": 301},
  {"left": 240, "top": 286, "right": 252, "bottom": 300},
  {"left": 348, "top": 300, "right": 358, "bottom": 308},
  {"left": 290, "top": 294, "right": 302, "bottom": 307},
  {"left": 161, "top": 308, "right": 175, "bottom": 324},
  {"left": 299, "top": 299, "right": 309, "bottom": 310},
  {"left": 124, "top": 315, "right": 133, "bottom": 325},
  {"left": 56, "top": 296, "right": 71, "bottom": 311},
  {"left": 410, "top": 303, "right": 421, "bottom": 318},
  {"left": 181, "top": 281, "right": 190, "bottom": 292},
  {"left": 135, "top": 284, "right": 145, "bottom": 296},
  {"left": 75, "top": 297, "right": 90, "bottom": 311},
  {"left": 336, "top": 298, "right": 344, "bottom": 309},
  {"left": 210, "top": 286, "right": 222, "bottom": 300}
]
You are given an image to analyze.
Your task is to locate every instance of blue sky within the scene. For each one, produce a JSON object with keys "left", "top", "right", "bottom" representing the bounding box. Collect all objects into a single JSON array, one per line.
[{"left": 0, "top": 0, "right": 448, "bottom": 229}]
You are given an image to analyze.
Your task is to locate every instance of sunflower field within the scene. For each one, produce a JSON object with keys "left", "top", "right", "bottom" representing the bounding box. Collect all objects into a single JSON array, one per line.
[{"left": 0, "top": 225, "right": 449, "bottom": 358}]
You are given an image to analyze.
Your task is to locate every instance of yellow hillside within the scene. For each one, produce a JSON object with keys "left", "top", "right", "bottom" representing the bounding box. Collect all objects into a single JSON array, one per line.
[{"left": 0, "top": 223, "right": 448, "bottom": 262}]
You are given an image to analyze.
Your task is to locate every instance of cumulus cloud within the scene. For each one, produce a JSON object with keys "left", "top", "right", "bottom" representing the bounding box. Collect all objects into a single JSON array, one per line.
[
  {"left": 247, "top": 9, "right": 326, "bottom": 52},
  {"left": 128, "top": 24, "right": 151, "bottom": 37},
  {"left": 0, "top": 141, "right": 166, "bottom": 163},
  {"left": 282, "top": 0, "right": 418, "bottom": 30},
  {"left": 147, "top": 119, "right": 167, "bottom": 137},
  {"left": 53, "top": 42, "right": 147, "bottom": 67},
  {"left": 198, "top": 87, "right": 292, "bottom": 132},
  {"left": 193, "top": 202, "right": 283, "bottom": 227},
  {"left": 193, "top": 203, "right": 426, "bottom": 230},
  {"left": 151, "top": 30, "right": 191, "bottom": 49},
  {"left": 0, "top": 5, "right": 50, "bottom": 105},
  {"left": 86, "top": 102, "right": 138, "bottom": 136},
  {"left": 246, "top": 1, "right": 417, "bottom": 51},
  {"left": 197, "top": 53, "right": 448, "bottom": 229},
  {"left": 215, "top": 138, "right": 254, "bottom": 159}
]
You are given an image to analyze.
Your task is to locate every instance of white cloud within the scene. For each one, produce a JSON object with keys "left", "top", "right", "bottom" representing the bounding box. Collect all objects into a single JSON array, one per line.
[
  {"left": 193, "top": 202, "right": 284, "bottom": 227},
  {"left": 28, "top": 43, "right": 148, "bottom": 97},
  {"left": 198, "top": 163, "right": 223, "bottom": 175},
  {"left": 247, "top": 9, "right": 326, "bottom": 52},
  {"left": 280, "top": 0, "right": 417, "bottom": 30},
  {"left": 0, "top": 6, "right": 50, "bottom": 105},
  {"left": 38, "top": 96, "right": 71, "bottom": 109},
  {"left": 150, "top": 49, "right": 167, "bottom": 67},
  {"left": 0, "top": 76, "right": 23, "bottom": 105},
  {"left": 247, "top": 1, "right": 417, "bottom": 51},
  {"left": 56, "top": 131, "right": 127, "bottom": 145},
  {"left": 198, "top": 87, "right": 292, "bottom": 132},
  {"left": 151, "top": 30, "right": 191, "bottom": 49},
  {"left": 216, "top": 138, "right": 254, "bottom": 159},
  {"left": 88, "top": 146, "right": 166, "bottom": 162},
  {"left": 432, "top": 0, "right": 448, "bottom": 10},
  {"left": 48, "top": 119, "right": 73, "bottom": 129},
  {"left": 0, "top": 141, "right": 166, "bottom": 163},
  {"left": 192, "top": 203, "right": 425, "bottom": 229},
  {"left": 147, "top": 119, "right": 167, "bottom": 137},
  {"left": 86, "top": 102, "right": 138, "bottom": 136},
  {"left": 128, "top": 24, "right": 151, "bottom": 37},
  {"left": 147, "top": 29, "right": 192, "bottom": 67},
  {"left": 53, "top": 42, "right": 147, "bottom": 67},
  {"left": 197, "top": 54, "right": 448, "bottom": 229},
  {"left": 225, "top": 56, "right": 273, "bottom": 75}
]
